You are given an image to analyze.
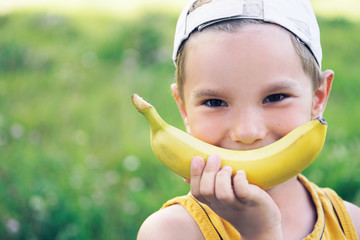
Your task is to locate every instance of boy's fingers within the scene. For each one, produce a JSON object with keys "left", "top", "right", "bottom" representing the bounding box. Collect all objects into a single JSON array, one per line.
[
  {"left": 199, "top": 154, "right": 221, "bottom": 201},
  {"left": 183, "top": 178, "right": 190, "bottom": 184},
  {"left": 190, "top": 156, "right": 206, "bottom": 202},
  {"left": 233, "top": 170, "right": 252, "bottom": 204},
  {"left": 215, "top": 166, "right": 236, "bottom": 204}
]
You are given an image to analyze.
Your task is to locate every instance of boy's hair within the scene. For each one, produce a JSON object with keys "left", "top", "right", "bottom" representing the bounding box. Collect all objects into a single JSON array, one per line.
[
  {"left": 173, "top": 0, "right": 323, "bottom": 101},
  {"left": 175, "top": 19, "right": 322, "bottom": 101}
]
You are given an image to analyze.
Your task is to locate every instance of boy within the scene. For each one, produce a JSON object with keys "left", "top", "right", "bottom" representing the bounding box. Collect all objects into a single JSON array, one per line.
[{"left": 138, "top": 0, "right": 360, "bottom": 239}]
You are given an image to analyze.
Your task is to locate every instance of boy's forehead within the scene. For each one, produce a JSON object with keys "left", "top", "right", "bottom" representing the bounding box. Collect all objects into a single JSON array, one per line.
[
  {"left": 173, "top": 0, "right": 322, "bottom": 68},
  {"left": 185, "top": 24, "right": 300, "bottom": 66},
  {"left": 186, "top": 23, "right": 290, "bottom": 47},
  {"left": 183, "top": 26, "right": 310, "bottom": 98}
]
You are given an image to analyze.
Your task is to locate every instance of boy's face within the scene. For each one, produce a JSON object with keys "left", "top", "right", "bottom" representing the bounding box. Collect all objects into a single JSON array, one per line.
[{"left": 173, "top": 24, "right": 329, "bottom": 150}]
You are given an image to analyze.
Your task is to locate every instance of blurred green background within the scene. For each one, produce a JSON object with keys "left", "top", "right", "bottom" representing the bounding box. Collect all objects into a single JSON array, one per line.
[{"left": 0, "top": 1, "right": 359, "bottom": 239}]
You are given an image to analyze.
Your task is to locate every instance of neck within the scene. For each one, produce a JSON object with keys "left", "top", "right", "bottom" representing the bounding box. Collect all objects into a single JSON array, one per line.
[
  {"left": 266, "top": 176, "right": 317, "bottom": 239},
  {"left": 266, "top": 177, "right": 302, "bottom": 206}
]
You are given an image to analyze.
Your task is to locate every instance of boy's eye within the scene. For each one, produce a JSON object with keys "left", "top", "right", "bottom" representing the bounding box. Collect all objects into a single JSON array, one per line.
[
  {"left": 203, "top": 99, "right": 227, "bottom": 107},
  {"left": 263, "top": 94, "right": 288, "bottom": 103}
]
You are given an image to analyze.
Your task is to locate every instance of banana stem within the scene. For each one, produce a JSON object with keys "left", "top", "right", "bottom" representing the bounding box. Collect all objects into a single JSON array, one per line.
[{"left": 132, "top": 94, "right": 166, "bottom": 132}]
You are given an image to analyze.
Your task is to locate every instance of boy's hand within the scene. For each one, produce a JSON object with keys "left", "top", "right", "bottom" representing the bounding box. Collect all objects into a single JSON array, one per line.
[{"left": 190, "top": 154, "right": 283, "bottom": 240}]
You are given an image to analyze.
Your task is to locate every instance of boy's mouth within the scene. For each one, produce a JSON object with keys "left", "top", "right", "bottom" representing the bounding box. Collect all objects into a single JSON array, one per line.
[
  {"left": 218, "top": 143, "right": 268, "bottom": 151},
  {"left": 218, "top": 139, "right": 280, "bottom": 151}
]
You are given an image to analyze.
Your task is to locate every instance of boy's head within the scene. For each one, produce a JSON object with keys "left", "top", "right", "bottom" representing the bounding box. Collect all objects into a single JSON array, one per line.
[{"left": 173, "top": 0, "right": 322, "bottom": 100}]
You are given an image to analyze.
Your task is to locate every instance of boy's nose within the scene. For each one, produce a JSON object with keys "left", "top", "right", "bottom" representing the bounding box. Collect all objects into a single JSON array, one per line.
[{"left": 229, "top": 109, "right": 267, "bottom": 146}]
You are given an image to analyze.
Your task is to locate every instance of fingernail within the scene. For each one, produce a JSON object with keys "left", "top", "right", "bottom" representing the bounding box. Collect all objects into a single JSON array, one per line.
[
  {"left": 207, "top": 154, "right": 220, "bottom": 164},
  {"left": 191, "top": 156, "right": 204, "bottom": 168},
  {"left": 222, "top": 165, "right": 233, "bottom": 172}
]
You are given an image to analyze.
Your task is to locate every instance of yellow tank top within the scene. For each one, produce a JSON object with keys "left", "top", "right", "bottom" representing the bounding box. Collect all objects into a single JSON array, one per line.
[{"left": 162, "top": 175, "right": 358, "bottom": 240}]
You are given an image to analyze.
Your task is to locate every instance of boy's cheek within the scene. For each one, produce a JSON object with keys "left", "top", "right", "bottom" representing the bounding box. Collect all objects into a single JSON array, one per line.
[
  {"left": 272, "top": 110, "right": 311, "bottom": 135},
  {"left": 187, "top": 117, "right": 225, "bottom": 145}
]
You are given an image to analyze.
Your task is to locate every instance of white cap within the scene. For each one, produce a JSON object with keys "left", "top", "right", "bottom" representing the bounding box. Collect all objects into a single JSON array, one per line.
[{"left": 173, "top": 0, "right": 322, "bottom": 68}]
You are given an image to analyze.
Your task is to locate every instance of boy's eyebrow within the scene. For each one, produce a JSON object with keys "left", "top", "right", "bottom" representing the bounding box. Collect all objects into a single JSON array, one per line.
[
  {"left": 192, "top": 88, "right": 224, "bottom": 99},
  {"left": 262, "top": 80, "right": 299, "bottom": 93}
]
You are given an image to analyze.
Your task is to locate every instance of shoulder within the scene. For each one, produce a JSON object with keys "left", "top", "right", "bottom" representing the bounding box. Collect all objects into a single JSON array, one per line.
[
  {"left": 137, "top": 204, "right": 205, "bottom": 240},
  {"left": 344, "top": 200, "right": 360, "bottom": 238}
]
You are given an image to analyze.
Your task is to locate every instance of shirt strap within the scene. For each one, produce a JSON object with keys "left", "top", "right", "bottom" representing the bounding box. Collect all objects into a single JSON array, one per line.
[{"left": 323, "top": 188, "right": 359, "bottom": 240}]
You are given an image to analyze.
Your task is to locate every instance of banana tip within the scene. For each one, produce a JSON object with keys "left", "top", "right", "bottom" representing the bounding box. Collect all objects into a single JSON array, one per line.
[
  {"left": 316, "top": 117, "right": 327, "bottom": 125},
  {"left": 131, "top": 94, "right": 153, "bottom": 112}
]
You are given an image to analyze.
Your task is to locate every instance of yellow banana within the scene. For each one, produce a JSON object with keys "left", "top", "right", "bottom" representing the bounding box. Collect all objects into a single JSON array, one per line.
[{"left": 131, "top": 93, "right": 327, "bottom": 189}]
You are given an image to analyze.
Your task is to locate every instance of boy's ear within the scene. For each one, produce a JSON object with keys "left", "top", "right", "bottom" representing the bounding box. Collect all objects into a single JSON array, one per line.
[
  {"left": 311, "top": 70, "right": 334, "bottom": 119},
  {"left": 171, "top": 83, "right": 190, "bottom": 133}
]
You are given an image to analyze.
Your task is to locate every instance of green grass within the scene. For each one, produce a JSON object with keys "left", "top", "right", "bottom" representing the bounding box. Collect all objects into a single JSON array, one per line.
[{"left": 0, "top": 10, "right": 359, "bottom": 239}]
